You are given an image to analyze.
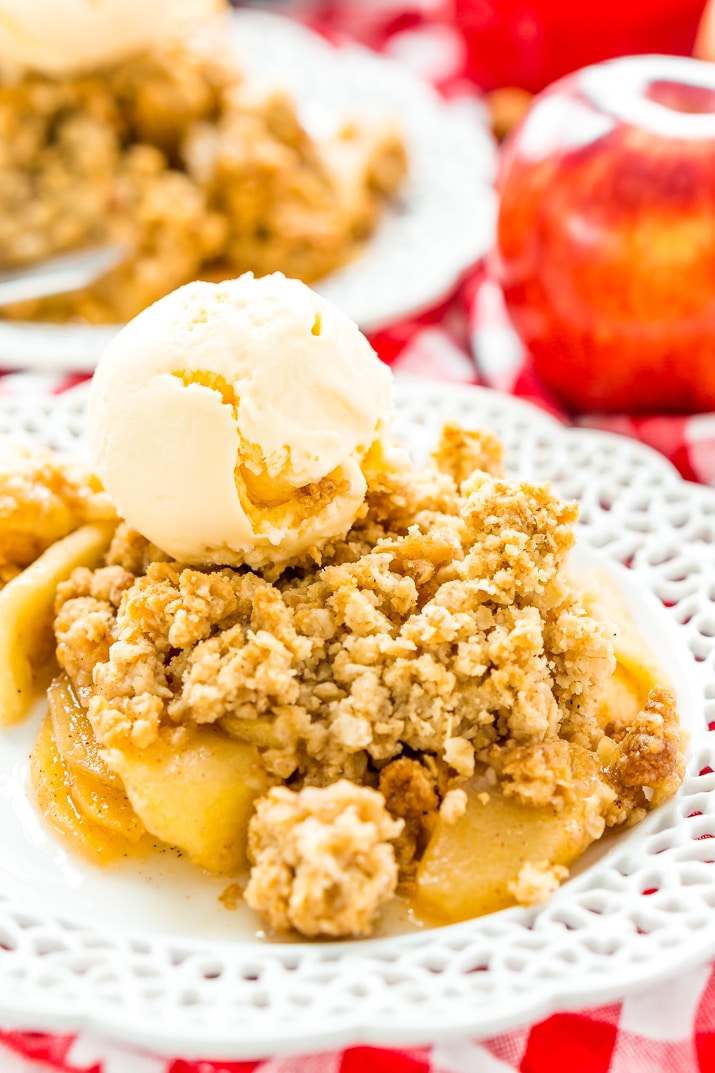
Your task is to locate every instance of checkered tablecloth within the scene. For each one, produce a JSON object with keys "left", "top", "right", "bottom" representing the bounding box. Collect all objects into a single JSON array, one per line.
[
  {"left": 4, "top": 2, "right": 715, "bottom": 1070},
  {"left": 3, "top": 960, "right": 715, "bottom": 1072}
]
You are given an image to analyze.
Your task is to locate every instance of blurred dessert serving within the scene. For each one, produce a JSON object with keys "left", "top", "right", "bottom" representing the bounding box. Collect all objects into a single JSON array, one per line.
[
  {"left": 0, "top": 274, "right": 685, "bottom": 939},
  {"left": 0, "top": 0, "right": 407, "bottom": 324}
]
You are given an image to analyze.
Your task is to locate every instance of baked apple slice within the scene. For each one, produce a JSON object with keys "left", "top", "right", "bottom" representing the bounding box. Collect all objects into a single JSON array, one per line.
[
  {"left": 105, "top": 727, "right": 272, "bottom": 875},
  {"left": 0, "top": 522, "right": 114, "bottom": 726},
  {"left": 30, "top": 714, "right": 143, "bottom": 863},
  {"left": 48, "top": 675, "right": 123, "bottom": 787},
  {"left": 414, "top": 751, "right": 606, "bottom": 922}
]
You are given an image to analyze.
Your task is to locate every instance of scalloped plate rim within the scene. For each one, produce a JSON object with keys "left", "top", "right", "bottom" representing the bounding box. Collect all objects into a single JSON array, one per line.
[{"left": 0, "top": 380, "right": 711, "bottom": 1058}]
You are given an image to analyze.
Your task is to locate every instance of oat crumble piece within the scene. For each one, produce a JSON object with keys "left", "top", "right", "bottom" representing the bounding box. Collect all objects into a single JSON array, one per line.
[
  {"left": 244, "top": 780, "right": 402, "bottom": 937},
  {"left": 105, "top": 523, "right": 171, "bottom": 576},
  {"left": 218, "top": 882, "right": 244, "bottom": 911},
  {"left": 499, "top": 740, "right": 582, "bottom": 809},
  {"left": 431, "top": 421, "right": 505, "bottom": 485},
  {"left": 440, "top": 788, "right": 468, "bottom": 825},
  {"left": 378, "top": 756, "right": 442, "bottom": 881},
  {"left": 54, "top": 564, "right": 135, "bottom": 700},
  {"left": 605, "top": 686, "right": 685, "bottom": 825},
  {"left": 507, "top": 860, "right": 569, "bottom": 907}
]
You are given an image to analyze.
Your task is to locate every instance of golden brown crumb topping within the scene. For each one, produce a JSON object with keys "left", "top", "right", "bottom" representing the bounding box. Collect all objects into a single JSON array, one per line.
[
  {"left": 378, "top": 756, "right": 442, "bottom": 881},
  {"left": 604, "top": 686, "right": 685, "bottom": 826},
  {"left": 507, "top": 860, "right": 569, "bottom": 906},
  {"left": 244, "top": 780, "right": 402, "bottom": 937},
  {"left": 55, "top": 437, "right": 615, "bottom": 790},
  {"left": 47, "top": 424, "right": 686, "bottom": 936},
  {"left": 430, "top": 421, "right": 505, "bottom": 486}
]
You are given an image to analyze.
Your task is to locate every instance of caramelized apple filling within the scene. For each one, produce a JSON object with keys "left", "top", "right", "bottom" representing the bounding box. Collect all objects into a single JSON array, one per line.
[
  {"left": 0, "top": 439, "right": 117, "bottom": 725},
  {"left": 10, "top": 423, "right": 685, "bottom": 938}
]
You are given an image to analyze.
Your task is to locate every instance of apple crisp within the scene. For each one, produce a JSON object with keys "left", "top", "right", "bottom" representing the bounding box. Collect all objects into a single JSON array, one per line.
[
  {"left": 0, "top": 32, "right": 406, "bottom": 324},
  {"left": 28, "top": 421, "right": 684, "bottom": 938}
]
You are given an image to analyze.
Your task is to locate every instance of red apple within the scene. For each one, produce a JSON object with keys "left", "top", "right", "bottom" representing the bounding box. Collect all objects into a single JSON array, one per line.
[
  {"left": 455, "top": 0, "right": 704, "bottom": 93},
  {"left": 493, "top": 54, "right": 715, "bottom": 413}
]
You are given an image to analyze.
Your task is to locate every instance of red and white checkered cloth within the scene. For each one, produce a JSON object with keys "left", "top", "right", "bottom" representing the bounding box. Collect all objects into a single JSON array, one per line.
[
  {"left": 4, "top": 2, "right": 715, "bottom": 1070},
  {"left": 3, "top": 960, "right": 715, "bottom": 1072}
]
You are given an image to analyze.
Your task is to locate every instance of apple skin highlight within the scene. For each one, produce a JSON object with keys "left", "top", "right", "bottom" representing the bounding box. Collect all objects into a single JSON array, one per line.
[{"left": 494, "top": 54, "right": 715, "bottom": 414}]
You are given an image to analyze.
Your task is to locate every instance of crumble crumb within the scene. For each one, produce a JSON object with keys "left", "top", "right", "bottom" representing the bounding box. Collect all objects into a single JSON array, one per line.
[
  {"left": 244, "top": 781, "right": 402, "bottom": 937},
  {"left": 106, "top": 523, "right": 171, "bottom": 576},
  {"left": 54, "top": 564, "right": 134, "bottom": 698},
  {"left": 218, "top": 882, "right": 244, "bottom": 911},
  {"left": 508, "top": 860, "right": 569, "bottom": 907},
  {"left": 56, "top": 428, "right": 616, "bottom": 797},
  {"left": 379, "top": 757, "right": 440, "bottom": 819},
  {"left": 444, "top": 737, "right": 475, "bottom": 777},
  {"left": 605, "top": 686, "right": 685, "bottom": 824},
  {"left": 613, "top": 687, "right": 683, "bottom": 800},
  {"left": 378, "top": 756, "right": 442, "bottom": 882},
  {"left": 431, "top": 421, "right": 505, "bottom": 485},
  {"left": 500, "top": 740, "right": 579, "bottom": 809},
  {"left": 440, "top": 788, "right": 468, "bottom": 825}
]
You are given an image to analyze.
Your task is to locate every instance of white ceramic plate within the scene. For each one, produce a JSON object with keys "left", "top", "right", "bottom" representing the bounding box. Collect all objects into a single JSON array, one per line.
[
  {"left": 0, "top": 378, "right": 713, "bottom": 1059},
  {"left": 0, "top": 11, "right": 497, "bottom": 373}
]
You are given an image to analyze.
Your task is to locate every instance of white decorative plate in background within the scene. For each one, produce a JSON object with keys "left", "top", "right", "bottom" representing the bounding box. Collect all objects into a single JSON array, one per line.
[
  {"left": 0, "top": 11, "right": 497, "bottom": 373},
  {"left": 0, "top": 379, "right": 713, "bottom": 1059}
]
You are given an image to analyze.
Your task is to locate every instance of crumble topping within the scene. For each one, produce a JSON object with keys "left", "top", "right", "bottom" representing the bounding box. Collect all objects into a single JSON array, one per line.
[
  {"left": 430, "top": 422, "right": 505, "bottom": 487},
  {"left": 439, "top": 788, "right": 468, "bottom": 825},
  {"left": 378, "top": 755, "right": 442, "bottom": 881},
  {"left": 45, "top": 423, "right": 686, "bottom": 937},
  {"left": 605, "top": 686, "right": 685, "bottom": 826},
  {"left": 55, "top": 441, "right": 615, "bottom": 790},
  {"left": 507, "top": 860, "right": 569, "bottom": 907},
  {"left": 244, "top": 781, "right": 402, "bottom": 938}
]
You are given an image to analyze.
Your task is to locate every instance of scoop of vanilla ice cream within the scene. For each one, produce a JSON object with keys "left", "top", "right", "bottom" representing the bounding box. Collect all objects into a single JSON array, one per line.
[
  {"left": 88, "top": 274, "right": 395, "bottom": 569},
  {"left": 0, "top": 0, "right": 223, "bottom": 76}
]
